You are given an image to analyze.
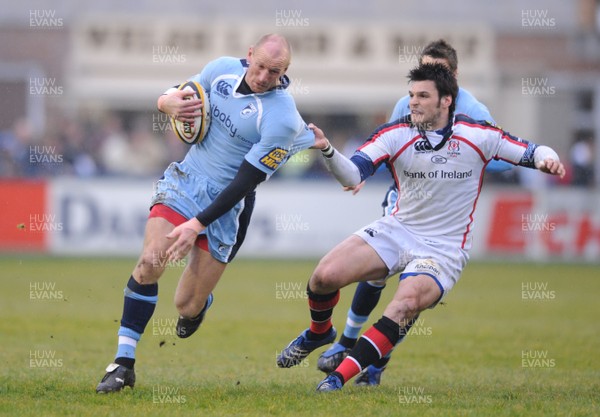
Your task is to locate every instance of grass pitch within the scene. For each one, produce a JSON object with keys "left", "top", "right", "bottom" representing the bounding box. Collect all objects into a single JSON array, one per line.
[{"left": 0, "top": 257, "right": 598, "bottom": 416}]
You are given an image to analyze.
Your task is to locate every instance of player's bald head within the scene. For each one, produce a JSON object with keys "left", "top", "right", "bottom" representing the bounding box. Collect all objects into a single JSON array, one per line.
[{"left": 253, "top": 33, "right": 292, "bottom": 67}]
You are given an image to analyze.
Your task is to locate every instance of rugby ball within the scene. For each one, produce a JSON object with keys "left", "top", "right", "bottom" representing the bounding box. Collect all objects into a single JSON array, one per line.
[{"left": 170, "top": 81, "right": 211, "bottom": 145}]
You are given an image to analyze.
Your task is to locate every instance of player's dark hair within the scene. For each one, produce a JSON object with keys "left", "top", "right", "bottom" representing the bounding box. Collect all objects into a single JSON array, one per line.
[
  {"left": 420, "top": 39, "right": 458, "bottom": 74},
  {"left": 408, "top": 63, "right": 458, "bottom": 116}
]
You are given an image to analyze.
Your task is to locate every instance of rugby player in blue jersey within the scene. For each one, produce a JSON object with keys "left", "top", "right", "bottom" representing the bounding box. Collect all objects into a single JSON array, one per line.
[
  {"left": 96, "top": 33, "right": 315, "bottom": 393},
  {"left": 317, "top": 39, "right": 513, "bottom": 386}
]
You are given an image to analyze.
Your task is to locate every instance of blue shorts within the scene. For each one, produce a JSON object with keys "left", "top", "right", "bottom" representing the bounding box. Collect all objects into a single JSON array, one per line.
[{"left": 150, "top": 161, "right": 254, "bottom": 263}]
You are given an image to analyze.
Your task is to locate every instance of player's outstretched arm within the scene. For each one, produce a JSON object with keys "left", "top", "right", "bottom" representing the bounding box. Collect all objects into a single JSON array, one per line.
[{"left": 308, "top": 123, "right": 363, "bottom": 187}]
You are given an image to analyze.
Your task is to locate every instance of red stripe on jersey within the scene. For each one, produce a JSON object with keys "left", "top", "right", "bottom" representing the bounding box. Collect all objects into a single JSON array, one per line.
[
  {"left": 461, "top": 166, "right": 486, "bottom": 249},
  {"left": 358, "top": 123, "right": 411, "bottom": 151},
  {"left": 502, "top": 134, "right": 528, "bottom": 148},
  {"left": 308, "top": 291, "right": 340, "bottom": 312},
  {"left": 370, "top": 154, "right": 391, "bottom": 167},
  {"left": 390, "top": 134, "right": 421, "bottom": 163},
  {"left": 455, "top": 119, "right": 500, "bottom": 132},
  {"left": 492, "top": 135, "right": 527, "bottom": 161},
  {"left": 388, "top": 135, "right": 421, "bottom": 216},
  {"left": 452, "top": 135, "right": 487, "bottom": 163},
  {"left": 362, "top": 326, "right": 394, "bottom": 355}
]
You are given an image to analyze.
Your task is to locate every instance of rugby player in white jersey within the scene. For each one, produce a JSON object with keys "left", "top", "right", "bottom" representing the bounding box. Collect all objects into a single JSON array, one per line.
[
  {"left": 276, "top": 62, "right": 565, "bottom": 392},
  {"left": 318, "top": 39, "right": 514, "bottom": 386},
  {"left": 96, "top": 33, "right": 315, "bottom": 393}
]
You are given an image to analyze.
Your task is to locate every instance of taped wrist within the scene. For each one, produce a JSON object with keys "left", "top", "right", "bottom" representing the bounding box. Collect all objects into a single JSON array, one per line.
[{"left": 321, "top": 143, "right": 334, "bottom": 158}]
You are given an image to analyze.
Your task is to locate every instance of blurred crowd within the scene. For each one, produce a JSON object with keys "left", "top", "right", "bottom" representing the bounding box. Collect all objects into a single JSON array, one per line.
[
  {"left": 0, "top": 112, "right": 188, "bottom": 178},
  {"left": 0, "top": 111, "right": 596, "bottom": 187}
]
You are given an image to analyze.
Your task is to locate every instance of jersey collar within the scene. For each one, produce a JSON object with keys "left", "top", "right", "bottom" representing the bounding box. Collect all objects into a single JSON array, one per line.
[{"left": 416, "top": 114, "right": 455, "bottom": 151}]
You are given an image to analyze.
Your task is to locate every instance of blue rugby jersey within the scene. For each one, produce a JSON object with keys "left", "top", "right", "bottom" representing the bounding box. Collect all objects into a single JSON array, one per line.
[{"left": 181, "top": 57, "right": 314, "bottom": 188}]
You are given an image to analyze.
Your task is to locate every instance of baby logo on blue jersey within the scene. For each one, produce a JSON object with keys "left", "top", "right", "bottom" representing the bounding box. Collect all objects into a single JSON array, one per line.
[
  {"left": 259, "top": 147, "right": 289, "bottom": 170},
  {"left": 240, "top": 103, "right": 258, "bottom": 119}
]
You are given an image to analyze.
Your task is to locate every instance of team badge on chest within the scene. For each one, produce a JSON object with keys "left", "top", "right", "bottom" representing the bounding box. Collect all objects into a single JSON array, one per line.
[
  {"left": 446, "top": 139, "right": 461, "bottom": 157},
  {"left": 240, "top": 103, "right": 258, "bottom": 119}
]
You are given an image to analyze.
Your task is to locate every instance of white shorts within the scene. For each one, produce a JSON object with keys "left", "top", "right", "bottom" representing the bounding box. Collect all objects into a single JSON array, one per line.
[{"left": 354, "top": 215, "right": 469, "bottom": 305}]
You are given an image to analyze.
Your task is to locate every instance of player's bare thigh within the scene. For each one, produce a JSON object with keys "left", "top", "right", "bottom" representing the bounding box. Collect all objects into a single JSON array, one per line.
[
  {"left": 310, "top": 235, "right": 388, "bottom": 294},
  {"left": 174, "top": 245, "right": 227, "bottom": 318},
  {"left": 132, "top": 217, "right": 176, "bottom": 284},
  {"left": 383, "top": 274, "right": 442, "bottom": 325}
]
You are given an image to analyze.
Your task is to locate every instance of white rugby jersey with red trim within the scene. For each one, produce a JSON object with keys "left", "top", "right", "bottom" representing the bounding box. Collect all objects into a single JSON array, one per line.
[{"left": 352, "top": 114, "right": 535, "bottom": 251}]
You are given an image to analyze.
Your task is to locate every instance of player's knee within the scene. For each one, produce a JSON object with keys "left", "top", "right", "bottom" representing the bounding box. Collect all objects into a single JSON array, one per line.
[
  {"left": 310, "top": 260, "right": 339, "bottom": 293},
  {"left": 134, "top": 249, "right": 164, "bottom": 284},
  {"left": 385, "top": 295, "right": 421, "bottom": 322}
]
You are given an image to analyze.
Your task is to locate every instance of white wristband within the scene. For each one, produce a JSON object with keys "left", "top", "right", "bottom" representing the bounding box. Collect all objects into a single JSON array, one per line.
[{"left": 533, "top": 145, "right": 559, "bottom": 168}]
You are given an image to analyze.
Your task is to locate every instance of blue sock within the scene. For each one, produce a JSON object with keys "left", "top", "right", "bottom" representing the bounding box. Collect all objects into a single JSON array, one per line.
[
  {"left": 114, "top": 276, "right": 158, "bottom": 369},
  {"left": 338, "top": 281, "right": 386, "bottom": 348}
]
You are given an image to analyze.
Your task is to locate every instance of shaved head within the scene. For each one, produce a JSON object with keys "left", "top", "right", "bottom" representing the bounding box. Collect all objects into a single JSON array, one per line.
[
  {"left": 253, "top": 33, "right": 292, "bottom": 67},
  {"left": 245, "top": 33, "right": 292, "bottom": 93}
]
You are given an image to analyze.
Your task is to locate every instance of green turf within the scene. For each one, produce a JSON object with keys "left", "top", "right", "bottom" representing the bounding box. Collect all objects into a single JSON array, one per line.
[{"left": 0, "top": 257, "right": 598, "bottom": 416}]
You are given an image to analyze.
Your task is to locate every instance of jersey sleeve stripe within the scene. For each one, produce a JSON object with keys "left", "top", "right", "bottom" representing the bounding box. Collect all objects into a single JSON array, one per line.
[
  {"left": 455, "top": 118, "right": 499, "bottom": 131},
  {"left": 502, "top": 133, "right": 528, "bottom": 148},
  {"left": 389, "top": 134, "right": 421, "bottom": 163},
  {"left": 370, "top": 154, "right": 390, "bottom": 165}
]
